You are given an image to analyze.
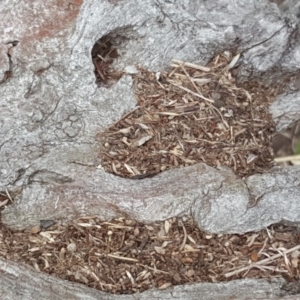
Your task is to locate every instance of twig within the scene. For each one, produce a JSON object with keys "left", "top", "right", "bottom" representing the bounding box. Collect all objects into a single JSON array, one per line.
[
  {"left": 178, "top": 61, "right": 204, "bottom": 97},
  {"left": 179, "top": 220, "right": 187, "bottom": 251},
  {"left": 243, "top": 265, "right": 287, "bottom": 277},
  {"left": 258, "top": 237, "right": 268, "bottom": 255},
  {"left": 107, "top": 254, "right": 138, "bottom": 262},
  {"left": 246, "top": 233, "right": 259, "bottom": 247},
  {"left": 225, "top": 244, "right": 300, "bottom": 278},
  {"left": 5, "top": 188, "right": 13, "bottom": 203},
  {"left": 167, "top": 80, "right": 214, "bottom": 103},
  {"left": 275, "top": 154, "right": 300, "bottom": 163},
  {"left": 171, "top": 59, "right": 211, "bottom": 72},
  {"left": 0, "top": 199, "right": 9, "bottom": 208}
]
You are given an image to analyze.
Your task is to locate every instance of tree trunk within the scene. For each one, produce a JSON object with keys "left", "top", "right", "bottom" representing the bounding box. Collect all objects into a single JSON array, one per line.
[{"left": 1, "top": 0, "right": 300, "bottom": 298}]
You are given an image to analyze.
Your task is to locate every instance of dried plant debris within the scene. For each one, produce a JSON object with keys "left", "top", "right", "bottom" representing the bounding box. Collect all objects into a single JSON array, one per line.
[
  {"left": 97, "top": 52, "right": 278, "bottom": 178},
  {"left": 92, "top": 35, "right": 122, "bottom": 86},
  {"left": 1, "top": 217, "right": 300, "bottom": 294}
]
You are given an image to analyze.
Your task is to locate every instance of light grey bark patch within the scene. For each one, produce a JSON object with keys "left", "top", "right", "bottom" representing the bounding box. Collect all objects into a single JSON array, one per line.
[
  {"left": 278, "top": 0, "right": 300, "bottom": 19},
  {"left": 270, "top": 90, "right": 300, "bottom": 131}
]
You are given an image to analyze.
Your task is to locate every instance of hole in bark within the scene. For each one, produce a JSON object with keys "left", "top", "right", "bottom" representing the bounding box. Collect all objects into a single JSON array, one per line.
[{"left": 91, "top": 27, "right": 134, "bottom": 87}]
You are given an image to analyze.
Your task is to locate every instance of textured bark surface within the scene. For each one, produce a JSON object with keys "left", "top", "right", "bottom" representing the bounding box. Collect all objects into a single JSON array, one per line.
[
  {"left": 1, "top": 257, "right": 299, "bottom": 300},
  {"left": 3, "top": 163, "right": 300, "bottom": 234},
  {"left": 1, "top": 0, "right": 300, "bottom": 298}
]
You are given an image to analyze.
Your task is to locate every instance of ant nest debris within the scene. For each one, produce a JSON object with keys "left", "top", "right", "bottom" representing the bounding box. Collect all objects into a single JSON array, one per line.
[{"left": 97, "top": 52, "right": 279, "bottom": 179}]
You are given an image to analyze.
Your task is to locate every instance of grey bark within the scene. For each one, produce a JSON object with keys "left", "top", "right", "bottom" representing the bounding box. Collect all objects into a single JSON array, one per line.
[{"left": 1, "top": 0, "right": 300, "bottom": 298}]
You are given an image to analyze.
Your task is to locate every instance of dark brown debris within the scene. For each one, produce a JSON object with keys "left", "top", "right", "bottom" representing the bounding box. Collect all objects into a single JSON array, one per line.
[
  {"left": 97, "top": 52, "right": 278, "bottom": 179},
  {"left": 92, "top": 35, "right": 122, "bottom": 87},
  {"left": 0, "top": 216, "right": 300, "bottom": 295}
]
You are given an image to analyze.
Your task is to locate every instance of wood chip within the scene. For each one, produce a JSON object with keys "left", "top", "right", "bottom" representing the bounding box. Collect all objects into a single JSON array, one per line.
[
  {"left": 0, "top": 215, "right": 299, "bottom": 295},
  {"left": 97, "top": 52, "right": 277, "bottom": 179}
]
